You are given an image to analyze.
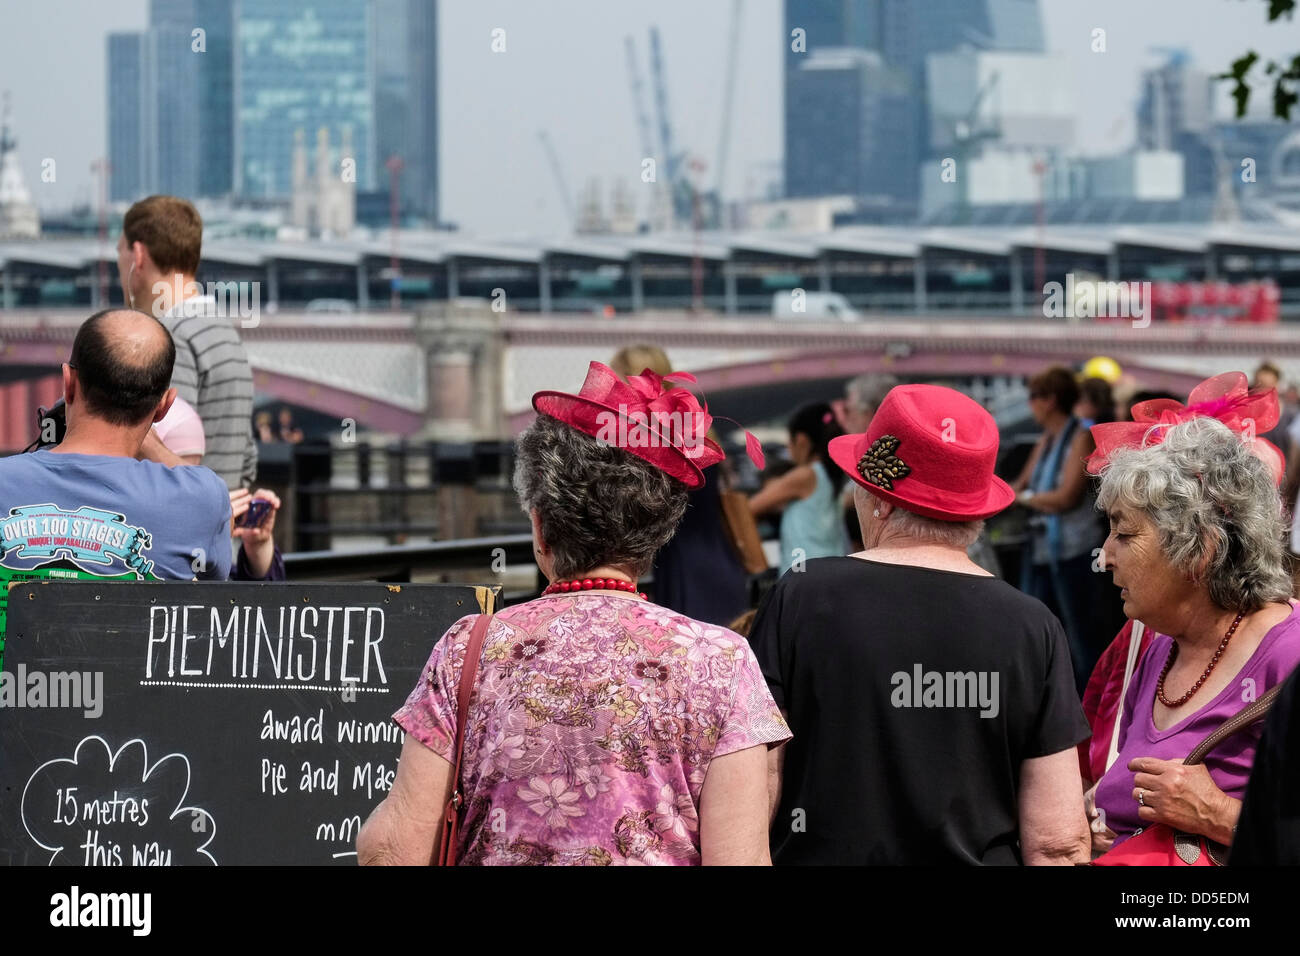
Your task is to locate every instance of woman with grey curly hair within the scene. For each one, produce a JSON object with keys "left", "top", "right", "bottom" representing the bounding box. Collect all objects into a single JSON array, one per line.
[
  {"left": 1085, "top": 383, "right": 1300, "bottom": 862},
  {"left": 359, "top": 362, "right": 789, "bottom": 866}
]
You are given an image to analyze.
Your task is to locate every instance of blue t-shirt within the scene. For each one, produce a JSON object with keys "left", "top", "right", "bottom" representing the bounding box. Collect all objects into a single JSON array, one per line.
[{"left": 0, "top": 451, "right": 232, "bottom": 581}]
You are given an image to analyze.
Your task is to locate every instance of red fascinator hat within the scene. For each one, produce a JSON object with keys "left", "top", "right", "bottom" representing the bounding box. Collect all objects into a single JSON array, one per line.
[
  {"left": 532, "top": 361, "right": 763, "bottom": 489},
  {"left": 1087, "top": 372, "right": 1284, "bottom": 485},
  {"left": 827, "top": 384, "right": 1015, "bottom": 521}
]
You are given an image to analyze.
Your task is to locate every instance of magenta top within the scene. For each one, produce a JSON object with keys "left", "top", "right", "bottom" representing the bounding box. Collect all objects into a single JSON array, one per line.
[
  {"left": 1095, "top": 602, "right": 1300, "bottom": 844},
  {"left": 394, "top": 593, "right": 791, "bottom": 865}
]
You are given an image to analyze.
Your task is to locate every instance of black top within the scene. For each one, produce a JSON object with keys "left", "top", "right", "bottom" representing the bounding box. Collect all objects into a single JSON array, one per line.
[
  {"left": 653, "top": 465, "right": 749, "bottom": 627},
  {"left": 749, "top": 556, "right": 1089, "bottom": 865},
  {"left": 1230, "top": 665, "right": 1300, "bottom": 865}
]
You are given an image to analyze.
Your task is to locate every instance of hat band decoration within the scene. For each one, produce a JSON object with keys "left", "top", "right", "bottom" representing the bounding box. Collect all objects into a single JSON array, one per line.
[
  {"left": 531, "top": 361, "right": 765, "bottom": 488},
  {"left": 620, "top": 367, "right": 764, "bottom": 470},
  {"left": 1087, "top": 371, "right": 1282, "bottom": 483},
  {"left": 858, "top": 434, "right": 910, "bottom": 491}
]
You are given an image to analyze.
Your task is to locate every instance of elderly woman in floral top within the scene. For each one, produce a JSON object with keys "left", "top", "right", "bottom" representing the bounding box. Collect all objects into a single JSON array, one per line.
[{"left": 358, "top": 362, "right": 790, "bottom": 865}]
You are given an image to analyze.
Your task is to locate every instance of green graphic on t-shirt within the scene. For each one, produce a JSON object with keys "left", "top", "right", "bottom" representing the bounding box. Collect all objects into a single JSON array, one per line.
[
  {"left": 0, "top": 565, "right": 154, "bottom": 673},
  {"left": 0, "top": 501, "right": 167, "bottom": 671}
]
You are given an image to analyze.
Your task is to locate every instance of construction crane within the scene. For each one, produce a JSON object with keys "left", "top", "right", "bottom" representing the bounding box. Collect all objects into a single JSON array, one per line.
[
  {"left": 536, "top": 129, "right": 575, "bottom": 228},
  {"left": 624, "top": 36, "right": 657, "bottom": 166},
  {"left": 948, "top": 69, "right": 1002, "bottom": 219},
  {"left": 648, "top": 26, "right": 694, "bottom": 226},
  {"left": 713, "top": 0, "right": 742, "bottom": 229}
]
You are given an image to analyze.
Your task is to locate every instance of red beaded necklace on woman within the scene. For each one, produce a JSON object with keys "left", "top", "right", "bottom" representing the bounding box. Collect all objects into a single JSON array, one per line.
[
  {"left": 1156, "top": 610, "right": 1245, "bottom": 708},
  {"left": 542, "top": 577, "right": 647, "bottom": 600}
]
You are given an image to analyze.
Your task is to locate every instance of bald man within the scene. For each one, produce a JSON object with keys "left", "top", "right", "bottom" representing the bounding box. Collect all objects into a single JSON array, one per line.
[{"left": 0, "top": 309, "right": 232, "bottom": 582}]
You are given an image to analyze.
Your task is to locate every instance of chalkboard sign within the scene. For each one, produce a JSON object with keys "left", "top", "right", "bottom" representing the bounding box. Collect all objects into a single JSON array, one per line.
[{"left": 0, "top": 580, "right": 498, "bottom": 866}]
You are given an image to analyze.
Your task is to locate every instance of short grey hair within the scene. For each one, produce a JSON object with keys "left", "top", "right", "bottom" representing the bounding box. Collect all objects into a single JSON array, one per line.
[
  {"left": 513, "top": 414, "right": 689, "bottom": 579},
  {"left": 846, "top": 373, "right": 899, "bottom": 413},
  {"left": 857, "top": 487, "right": 984, "bottom": 549},
  {"left": 1095, "top": 417, "right": 1292, "bottom": 613}
]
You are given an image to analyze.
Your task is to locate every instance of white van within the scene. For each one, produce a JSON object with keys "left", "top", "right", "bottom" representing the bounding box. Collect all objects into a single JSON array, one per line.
[{"left": 771, "top": 290, "right": 860, "bottom": 322}]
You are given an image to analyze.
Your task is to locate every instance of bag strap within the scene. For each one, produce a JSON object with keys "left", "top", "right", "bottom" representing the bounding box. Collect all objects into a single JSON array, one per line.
[
  {"left": 437, "top": 612, "right": 493, "bottom": 866},
  {"left": 1184, "top": 679, "right": 1284, "bottom": 766},
  {"left": 1106, "top": 620, "right": 1145, "bottom": 772}
]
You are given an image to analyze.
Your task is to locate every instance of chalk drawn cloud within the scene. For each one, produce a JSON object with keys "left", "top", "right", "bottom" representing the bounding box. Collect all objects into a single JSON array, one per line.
[{"left": 21, "top": 736, "right": 216, "bottom": 866}]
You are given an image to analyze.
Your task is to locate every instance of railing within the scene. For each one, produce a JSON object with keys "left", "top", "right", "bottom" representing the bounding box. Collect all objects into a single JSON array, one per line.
[
  {"left": 282, "top": 532, "right": 537, "bottom": 584},
  {"left": 264, "top": 440, "right": 526, "bottom": 553}
]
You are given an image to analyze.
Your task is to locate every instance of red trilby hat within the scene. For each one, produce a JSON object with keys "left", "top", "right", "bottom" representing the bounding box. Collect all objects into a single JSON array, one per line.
[
  {"left": 828, "top": 384, "right": 1014, "bottom": 521},
  {"left": 532, "top": 361, "right": 763, "bottom": 489}
]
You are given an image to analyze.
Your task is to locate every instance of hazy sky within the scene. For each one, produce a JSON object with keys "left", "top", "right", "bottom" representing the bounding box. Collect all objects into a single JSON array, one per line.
[{"left": 0, "top": 0, "right": 1295, "bottom": 234}]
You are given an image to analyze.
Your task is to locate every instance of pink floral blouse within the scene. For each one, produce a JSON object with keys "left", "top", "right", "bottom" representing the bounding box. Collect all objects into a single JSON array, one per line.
[{"left": 394, "top": 592, "right": 791, "bottom": 865}]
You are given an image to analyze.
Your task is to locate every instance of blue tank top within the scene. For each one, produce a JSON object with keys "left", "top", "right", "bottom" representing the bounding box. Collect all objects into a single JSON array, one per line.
[
  {"left": 779, "top": 461, "right": 847, "bottom": 574},
  {"left": 1027, "top": 417, "right": 1103, "bottom": 564}
]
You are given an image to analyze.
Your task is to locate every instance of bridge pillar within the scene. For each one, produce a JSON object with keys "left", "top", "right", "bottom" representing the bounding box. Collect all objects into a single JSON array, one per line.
[
  {"left": 267, "top": 261, "right": 280, "bottom": 308},
  {"left": 2, "top": 264, "right": 12, "bottom": 310},
  {"left": 414, "top": 303, "right": 504, "bottom": 441},
  {"left": 723, "top": 262, "right": 737, "bottom": 315},
  {"left": 630, "top": 259, "right": 644, "bottom": 312},
  {"left": 1106, "top": 251, "right": 1120, "bottom": 282},
  {"left": 447, "top": 259, "right": 459, "bottom": 299},
  {"left": 1204, "top": 250, "right": 1217, "bottom": 281},
  {"left": 539, "top": 257, "right": 552, "bottom": 313}
]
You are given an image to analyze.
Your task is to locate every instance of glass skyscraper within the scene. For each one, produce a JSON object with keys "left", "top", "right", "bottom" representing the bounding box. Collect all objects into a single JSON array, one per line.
[
  {"left": 107, "top": 33, "right": 151, "bottom": 202},
  {"left": 107, "top": 0, "right": 234, "bottom": 201},
  {"left": 235, "top": 0, "right": 375, "bottom": 198},
  {"left": 783, "top": 0, "right": 1044, "bottom": 210},
  {"left": 372, "top": 0, "right": 438, "bottom": 223}
]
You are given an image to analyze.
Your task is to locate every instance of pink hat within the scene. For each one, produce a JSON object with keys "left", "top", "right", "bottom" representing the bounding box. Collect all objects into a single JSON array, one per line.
[{"left": 532, "top": 362, "right": 763, "bottom": 488}]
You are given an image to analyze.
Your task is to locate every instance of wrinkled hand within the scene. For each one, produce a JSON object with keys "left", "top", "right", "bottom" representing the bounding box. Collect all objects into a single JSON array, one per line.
[{"left": 1130, "top": 757, "right": 1235, "bottom": 843}]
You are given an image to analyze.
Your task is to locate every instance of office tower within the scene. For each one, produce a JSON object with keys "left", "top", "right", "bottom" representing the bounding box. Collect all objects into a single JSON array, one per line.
[
  {"left": 1138, "top": 54, "right": 1213, "bottom": 152},
  {"left": 785, "top": 49, "right": 912, "bottom": 201},
  {"left": 405, "top": 0, "right": 438, "bottom": 224},
  {"left": 372, "top": 0, "right": 439, "bottom": 223},
  {"left": 106, "top": 0, "right": 234, "bottom": 201},
  {"left": 782, "top": 0, "right": 1044, "bottom": 209},
  {"left": 152, "top": 26, "right": 202, "bottom": 197},
  {"left": 874, "top": 0, "right": 1043, "bottom": 73},
  {"left": 107, "top": 33, "right": 152, "bottom": 202},
  {"left": 194, "top": 0, "right": 235, "bottom": 197},
  {"left": 235, "top": 0, "right": 375, "bottom": 198}
]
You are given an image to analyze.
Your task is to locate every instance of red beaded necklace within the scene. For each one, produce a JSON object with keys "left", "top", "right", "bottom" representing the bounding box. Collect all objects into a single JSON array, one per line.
[
  {"left": 1157, "top": 610, "right": 1244, "bottom": 708},
  {"left": 542, "top": 577, "right": 647, "bottom": 600}
]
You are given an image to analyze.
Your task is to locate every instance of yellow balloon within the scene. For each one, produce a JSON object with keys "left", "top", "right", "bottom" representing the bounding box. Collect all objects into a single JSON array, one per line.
[{"left": 1082, "top": 356, "right": 1122, "bottom": 384}]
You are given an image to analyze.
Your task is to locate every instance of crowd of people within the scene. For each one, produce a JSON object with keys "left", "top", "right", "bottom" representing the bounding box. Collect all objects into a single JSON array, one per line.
[
  {"left": 0, "top": 196, "right": 284, "bottom": 585},
  {"left": 8, "top": 191, "right": 1300, "bottom": 866},
  {"left": 360, "top": 346, "right": 1300, "bottom": 866}
]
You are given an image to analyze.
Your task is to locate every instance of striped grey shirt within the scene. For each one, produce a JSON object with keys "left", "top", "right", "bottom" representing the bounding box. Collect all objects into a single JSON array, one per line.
[{"left": 159, "top": 296, "right": 257, "bottom": 489}]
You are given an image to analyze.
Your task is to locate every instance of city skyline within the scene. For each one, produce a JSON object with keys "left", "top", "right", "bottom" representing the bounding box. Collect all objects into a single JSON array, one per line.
[{"left": 0, "top": 0, "right": 1295, "bottom": 234}]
